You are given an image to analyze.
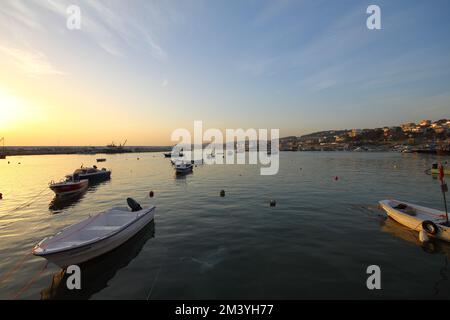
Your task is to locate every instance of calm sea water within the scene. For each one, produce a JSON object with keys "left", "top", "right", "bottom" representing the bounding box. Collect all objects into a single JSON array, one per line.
[{"left": 0, "top": 152, "right": 449, "bottom": 300}]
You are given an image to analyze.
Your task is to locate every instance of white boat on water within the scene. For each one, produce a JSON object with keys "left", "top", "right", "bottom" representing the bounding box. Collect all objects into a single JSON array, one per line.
[
  {"left": 174, "top": 161, "right": 193, "bottom": 174},
  {"left": 379, "top": 199, "right": 450, "bottom": 242},
  {"left": 33, "top": 198, "right": 155, "bottom": 267}
]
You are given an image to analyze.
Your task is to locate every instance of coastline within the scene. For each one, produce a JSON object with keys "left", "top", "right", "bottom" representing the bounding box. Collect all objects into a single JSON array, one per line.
[{"left": 0, "top": 146, "right": 172, "bottom": 157}]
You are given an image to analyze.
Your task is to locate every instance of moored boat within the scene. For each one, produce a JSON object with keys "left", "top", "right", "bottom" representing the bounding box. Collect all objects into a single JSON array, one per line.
[
  {"left": 174, "top": 161, "right": 193, "bottom": 174},
  {"left": 49, "top": 175, "right": 89, "bottom": 197},
  {"left": 32, "top": 198, "right": 155, "bottom": 267},
  {"left": 379, "top": 199, "right": 450, "bottom": 242},
  {"left": 73, "top": 165, "right": 111, "bottom": 182},
  {"left": 431, "top": 163, "right": 450, "bottom": 175}
]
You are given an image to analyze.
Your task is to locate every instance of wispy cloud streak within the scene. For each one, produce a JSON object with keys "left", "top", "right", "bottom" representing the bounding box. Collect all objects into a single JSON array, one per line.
[{"left": 0, "top": 45, "right": 64, "bottom": 76}]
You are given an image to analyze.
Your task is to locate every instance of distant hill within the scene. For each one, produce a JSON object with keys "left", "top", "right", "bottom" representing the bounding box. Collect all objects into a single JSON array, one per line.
[{"left": 281, "top": 129, "right": 349, "bottom": 142}]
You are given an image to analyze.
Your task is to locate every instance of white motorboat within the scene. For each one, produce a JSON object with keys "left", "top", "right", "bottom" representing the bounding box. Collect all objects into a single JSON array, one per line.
[
  {"left": 174, "top": 161, "right": 193, "bottom": 174},
  {"left": 379, "top": 199, "right": 450, "bottom": 242},
  {"left": 32, "top": 198, "right": 155, "bottom": 267}
]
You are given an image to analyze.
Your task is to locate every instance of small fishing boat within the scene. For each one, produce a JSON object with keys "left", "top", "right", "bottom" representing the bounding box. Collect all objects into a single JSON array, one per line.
[
  {"left": 73, "top": 165, "right": 111, "bottom": 182},
  {"left": 379, "top": 199, "right": 450, "bottom": 242},
  {"left": 96, "top": 158, "right": 106, "bottom": 162},
  {"left": 49, "top": 175, "right": 89, "bottom": 197},
  {"left": 33, "top": 198, "right": 155, "bottom": 267},
  {"left": 174, "top": 161, "right": 193, "bottom": 174},
  {"left": 431, "top": 163, "right": 450, "bottom": 175}
]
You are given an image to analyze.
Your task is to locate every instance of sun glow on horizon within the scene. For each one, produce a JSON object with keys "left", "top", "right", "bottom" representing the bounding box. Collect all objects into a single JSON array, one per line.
[{"left": 0, "top": 87, "right": 27, "bottom": 129}]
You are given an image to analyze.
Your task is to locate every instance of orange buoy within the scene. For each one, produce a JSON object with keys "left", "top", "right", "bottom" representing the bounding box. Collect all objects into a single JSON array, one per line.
[{"left": 149, "top": 191, "right": 154, "bottom": 198}]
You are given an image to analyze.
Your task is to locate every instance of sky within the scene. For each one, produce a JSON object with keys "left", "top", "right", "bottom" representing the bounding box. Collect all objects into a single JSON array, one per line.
[{"left": 0, "top": 0, "right": 449, "bottom": 146}]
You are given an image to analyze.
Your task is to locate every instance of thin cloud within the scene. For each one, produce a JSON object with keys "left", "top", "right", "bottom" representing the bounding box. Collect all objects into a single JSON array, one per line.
[
  {"left": 33, "top": 0, "right": 169, "bottom": 60},
  {"left": 0, "top": 0, "right": 42, "bottom": 30},
  {"left": 0, "top": 45, "right": 64, "bottom": 76}
]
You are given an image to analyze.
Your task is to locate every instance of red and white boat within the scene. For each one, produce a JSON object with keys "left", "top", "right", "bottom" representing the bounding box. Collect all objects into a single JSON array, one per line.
[{"left": 49, "top": 175, "right": 89, "bottom": 197}]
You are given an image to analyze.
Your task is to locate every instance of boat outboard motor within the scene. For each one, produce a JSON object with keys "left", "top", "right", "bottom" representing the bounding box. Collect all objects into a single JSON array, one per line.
[{"left": 127, "top": 198, "right": 142, "bottom": 212}]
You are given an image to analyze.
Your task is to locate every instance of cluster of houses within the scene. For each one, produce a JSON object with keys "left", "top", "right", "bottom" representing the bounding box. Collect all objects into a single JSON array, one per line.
[{"left": 280, "top": 119, "right": 450, "bottom": 151}]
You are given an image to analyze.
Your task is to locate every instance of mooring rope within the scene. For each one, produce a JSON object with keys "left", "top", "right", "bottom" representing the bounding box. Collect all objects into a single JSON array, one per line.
[
  {"left": 0, "top": 187, "right": 52, "bottom": 230},
  {"left": 8, "top": 186, "right": 51, "bottom": 214},
  {"left": 146, "top": 248, "right": 168, "bottom": 300}
]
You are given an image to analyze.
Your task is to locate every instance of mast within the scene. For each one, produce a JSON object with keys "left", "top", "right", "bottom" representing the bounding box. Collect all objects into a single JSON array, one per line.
[{"left": 0, "top": 137, "right": 5, "bottom": 158}]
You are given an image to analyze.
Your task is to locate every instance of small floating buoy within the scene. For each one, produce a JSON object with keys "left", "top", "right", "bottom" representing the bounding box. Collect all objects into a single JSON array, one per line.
[
  {"left": 270, "top": 200, "right": 276, "bottom": 207},
  {"left": 137, "top": 158, "right": 140, "bottom": 160},
  {"left": 18, "top": 162, "right": 21, "bottom": 165},
  {"left": 149, "top": 191, "right": 154, "bottom": 198},
  {"left": 220, "top": 190, "right": 225, "bottom": 197},
  {"left": 334, "top": 176, "right": 339, "bottom": 181},
  {"left": 7, "top": 161, "right": 10, "bottom": 164},
  {"left": 419, "top": 230, "right": 429, "bottom": 243}
]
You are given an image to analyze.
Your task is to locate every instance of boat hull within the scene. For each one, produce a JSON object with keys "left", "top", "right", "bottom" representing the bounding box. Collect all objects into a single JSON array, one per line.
[
  {"left": 431, "top": 168, "right": 450, "bottom": 175},
  {"left": 79, "top": 171, "right": 111, "bottom": 182},
  {"left": 379, "top": 200, "right": 450, "bottom": 242},
  {"left": 34, "top": 207, "right": 155, "bottom": 267},
  {"left": 50, "top": 180, "right": 89, "bottom": 196},
  {"left": 175, "top": 165, "right": 193, "bottom": 174}
]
